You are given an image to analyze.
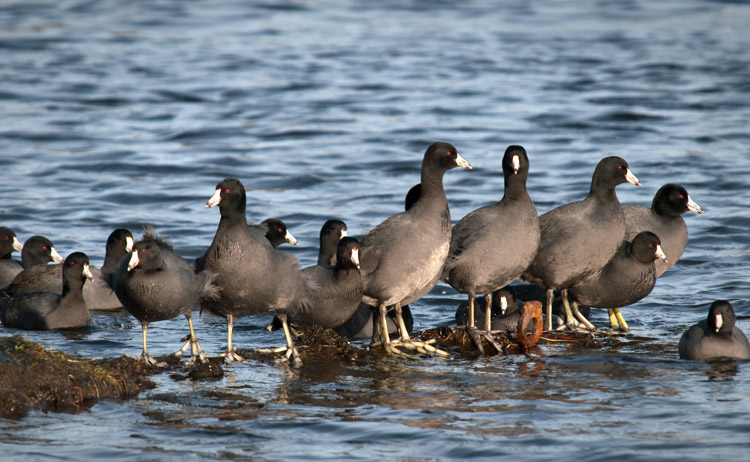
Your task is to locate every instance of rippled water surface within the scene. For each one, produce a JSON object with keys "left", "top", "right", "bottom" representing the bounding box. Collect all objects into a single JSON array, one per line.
[{"left": 1, "top": 0, "right": 749, "bottom": 460}]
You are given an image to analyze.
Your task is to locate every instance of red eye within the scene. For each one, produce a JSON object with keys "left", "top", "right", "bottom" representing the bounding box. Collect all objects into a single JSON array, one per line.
[
  {"left": 333, "top": 229, "right": 338, "bottom": 234},
  {"left": 447, "top": 152, "right": 453, "bottom": 157},
  {"left": 42, "top": 246, "right": 48, "bottom": 251},
  {"left": 75, "top": 263, "right": 80, "bottom": 268},
  {"left": 3, "top": 236, "right": 8, "bottom": 241},
  {"left": 278, "top": 228, "right": 283, "bottom": 233},
  {"left": 617, "top": 166, "right": 623, "bottom": 171},
  {"left": 224, "top": 188, "right": 231, "bottom": 194},
  {"left": 648, "top": 244, "right": 653, "bottom": 248},
  {"left": 679, "top": 195, "right": 685, "bottom": 199}
]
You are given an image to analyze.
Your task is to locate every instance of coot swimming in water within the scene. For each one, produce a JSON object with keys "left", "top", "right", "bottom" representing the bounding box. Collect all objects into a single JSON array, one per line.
[
  {"left": 0, "top": 252, "right": 93, "bottom": 330},
  {"left": 678, "top": 300, "right": 750, "bottom": 360}
]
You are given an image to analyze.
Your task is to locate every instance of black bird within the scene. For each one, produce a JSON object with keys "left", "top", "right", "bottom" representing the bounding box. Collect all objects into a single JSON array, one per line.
[
  {"left": 623, "top": 183, "right": 703, "bottom": 277},
  {"left": 111, "top": 228, "right": 218, "bottom": 366},
  {"left": 2, "top": 235, "right": 64, "bottom": 295},
  {"left": 0, "top": 252, "right": 93, "bottom": 330},
  {"left": 679, "top": 300, "right": 750, "bottom": 360},
  {"left": 4, "top": 229, "right": 133, "bottom": 310},
  {"left": 250, "top": 218, "right": 299, "bottom": 250},
  {"left": 0, "top": 227, "right": 24, "bottom": 287},
  {"left": 568, "top": 231, "right": 667, "bottom": 332},
  {"left": 197, "top": 178, "right": 302, "bottom": 363},
  {"left": 287, "top": 237, "right": 363, "bottom": 330},
  {"left": 358, "top": 142, "right": 471, "bottom": 355},
  {"left": 522, "top": 156, "right": 640, "bottom": 331},
  {"left": 442, "top": 145, "right": 539, "bottom": 350}
]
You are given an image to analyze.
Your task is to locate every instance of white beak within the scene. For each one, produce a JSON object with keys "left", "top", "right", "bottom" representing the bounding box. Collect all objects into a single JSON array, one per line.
[
  {"left": 125, "top": 236, "right": 134, "bottom": 252},
  {"left": 500, "top": 295, "right": 508, "bottom": 315},
  {"left": 340, "top": 229, "right": 348, "bottom": 239},
  {"left": 82, "top": 264, "right": 94, "bottom": 281},
  {"left": 12, "top": 237, "right": 23, "bottom": 252},
  {"left": 655, "top": 244, "right": 668, "bottom": 263},
  {"left": 714, "top": 313, "right": 723, "bottom": 333},
  {"left": 625, "top": 168, "right": 640, "bottom": 186},
  {"left": 206, "top": 188, "right": 222, "bottom": 208},
  {"left": 351, "top": 248, "right": 360, "bottom": 269},
  {"left": 286, "top": 230, "right": 299, "bottom": 246},
  {"left": 127, "top": 250, "right": 140, "bottom": 271},
  {"left": 687, "top": 196, "right": 704, "bottom": 214},
  {"left": 50, "top": 246, "right": 64, "bottom": 263},
  {"left": 512, "top": 154, "right": 520, "bottom": 174},
  {"left": 454, "top": 152, "right": 472, "bottom": 170}
]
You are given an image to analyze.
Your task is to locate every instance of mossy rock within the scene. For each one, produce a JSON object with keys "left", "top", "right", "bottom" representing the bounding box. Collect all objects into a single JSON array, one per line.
[{"left": 0, "top": 335, "right": 158, "bottom": 419}]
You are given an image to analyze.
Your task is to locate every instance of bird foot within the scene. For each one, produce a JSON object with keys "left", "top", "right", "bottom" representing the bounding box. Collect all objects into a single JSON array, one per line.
[
  {"left": 371, "top": 337, "right": 449, "bottom": 357},
  {"left": 220, "top": 346, "right": 245, "bottom": 363},
  {"left": 141, "top": 353, "right": 167, "bottom": 368},
  {"left": 173, "top": 335, "right": 208, "bottom": 366},
  {"left": 254, "top": 345, "right": 303, "bottom": 367}
]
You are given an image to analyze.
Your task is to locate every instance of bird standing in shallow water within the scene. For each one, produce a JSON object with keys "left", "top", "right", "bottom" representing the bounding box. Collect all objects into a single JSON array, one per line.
[
  {"left": 111, "top": 228, "right": 218, "bottom": 366},
  {"left": 522, "top": 156, "right": 640, "bottom": 331},
  {"left": 442, "top": 145, "right": 539, "bottom": 353},
  {"left": 197, "top": 178, "right": 302, "bottom": 364},
  {"left": 358, "top": 141, "right": 471, "bottom": 356}
]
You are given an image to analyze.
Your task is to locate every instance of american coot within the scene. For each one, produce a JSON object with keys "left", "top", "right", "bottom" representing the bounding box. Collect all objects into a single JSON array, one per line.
[
  {"left": 317, "top": 219, "right": 348, "bottom": 265},
  {"left": 2, "top": 236, "right": 64, "bottom": 295},
  {"left": 522, "top": 156, "right": 640, "bottom": 331},
  {"left": 455, "top": 286, "right": 523, "bottom": 334},
  {"left": 623, "top": 183, "right": 703, "bottom": 277},
  {"left": 568, "top": 231, "right": 667, "bottom": 332},
  {"left": 287, "top": 237, "right": 363, "bottom": 330},
  {"left": 249, "top": 218, "right": 299, "bottom": 250},
  {"left": 0, "top": 227, "right": 24, "bottom": 287},
  {"left": 198, "top": 178, "right": 302, "bottom": 363},
  {"left": 678, "top": 300, "right": 750, "bottom": 360},
  {"left": 2, "top": 229, "right": 133, "bottom": 310},
  {"left": 0, "top": 252, "right": 93, "bottom": 330},
  {"left": 442, "top": 145, "right": 539, "bottom": 350},
  {"left": 110, "top": 228, "right": 219, "bottom": 366},
  {"left": 359, "top": 141, "right": 471, "bottom": 355}
]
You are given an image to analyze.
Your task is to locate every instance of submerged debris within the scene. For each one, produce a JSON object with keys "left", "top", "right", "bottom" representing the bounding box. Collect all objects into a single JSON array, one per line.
[{"left": 0, "top": 335, "right": 158, "bottom": 419}]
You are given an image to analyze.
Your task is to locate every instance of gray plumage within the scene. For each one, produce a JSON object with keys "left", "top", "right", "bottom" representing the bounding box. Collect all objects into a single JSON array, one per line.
[{"left": 679, "top": 300, "right": 750, "bottom": 360}]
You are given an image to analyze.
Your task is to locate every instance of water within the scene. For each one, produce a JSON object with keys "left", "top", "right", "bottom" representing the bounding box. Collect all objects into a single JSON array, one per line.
[{"left": 1, "top": 0, "right": 749, "bottom": 460}]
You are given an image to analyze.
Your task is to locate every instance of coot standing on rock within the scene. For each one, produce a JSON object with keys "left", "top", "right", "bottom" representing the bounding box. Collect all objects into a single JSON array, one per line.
[
  {"left": 198, "top": 178, "right": 302, "bottom": 363},
  {"left": 623, "top": 183, "right": 703, "bottom": 277},
  {"left": 110, "top": 228, "right": 219, "bottom": 366},
  {"left": 0, "top": 252, "right": 93, "bottom": 330},
  {"left": 358, "top": 142, "right": 471, "bottom": 355},
  {"left": 679, "top": 300, "right": 750, "bottom": 360},
  {"left": 442, "top": 145, "right": 539, "bottom": 351},
  {"left": 4, "top": 229, "right": 134, "bottom": 310},
  {"left": 0, "top": 227, "right": 24, "bottom": 287},
  {"left": 568, "top": 231, "right": 667, "bottom": 332},
  {"left": 522, "top": 156, "right": 640, "bottom": 331}
]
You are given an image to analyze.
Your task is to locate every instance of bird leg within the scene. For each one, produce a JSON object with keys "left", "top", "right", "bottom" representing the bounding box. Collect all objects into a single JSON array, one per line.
[
  {"left": 254, "top": 313, "right": 302, "bottom": 367},
  {"left": 483, "top": 292, "right": 493, "bottom": 332},
  {"left": 220, "top": 314, "right": 244, "bottom": 363},
  {"left": 609, "top": 308, "right": 629, "bottom": 332},
  {"left": 467, "top": 291, "right": 476, "bottom": 329},
  {"left": 390, "top": 303, "right": 449, "bottom": 357},
  {"left": 140, "top": 322, "right": 166, "bottom": 367},
  {"left": 568, "top": 297, "right": 596, "bottom": 330},
  {"left": 173, "top": 311, "right": 207, "bottom": 366},
  {"left": 545, "top": 289, "right": 554, "bottom": 332}
]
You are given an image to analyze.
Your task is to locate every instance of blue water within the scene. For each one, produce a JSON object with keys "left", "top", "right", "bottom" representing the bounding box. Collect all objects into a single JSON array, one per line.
[{"left": 1, "top": 0, "right": 749, "bottom": 460}]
